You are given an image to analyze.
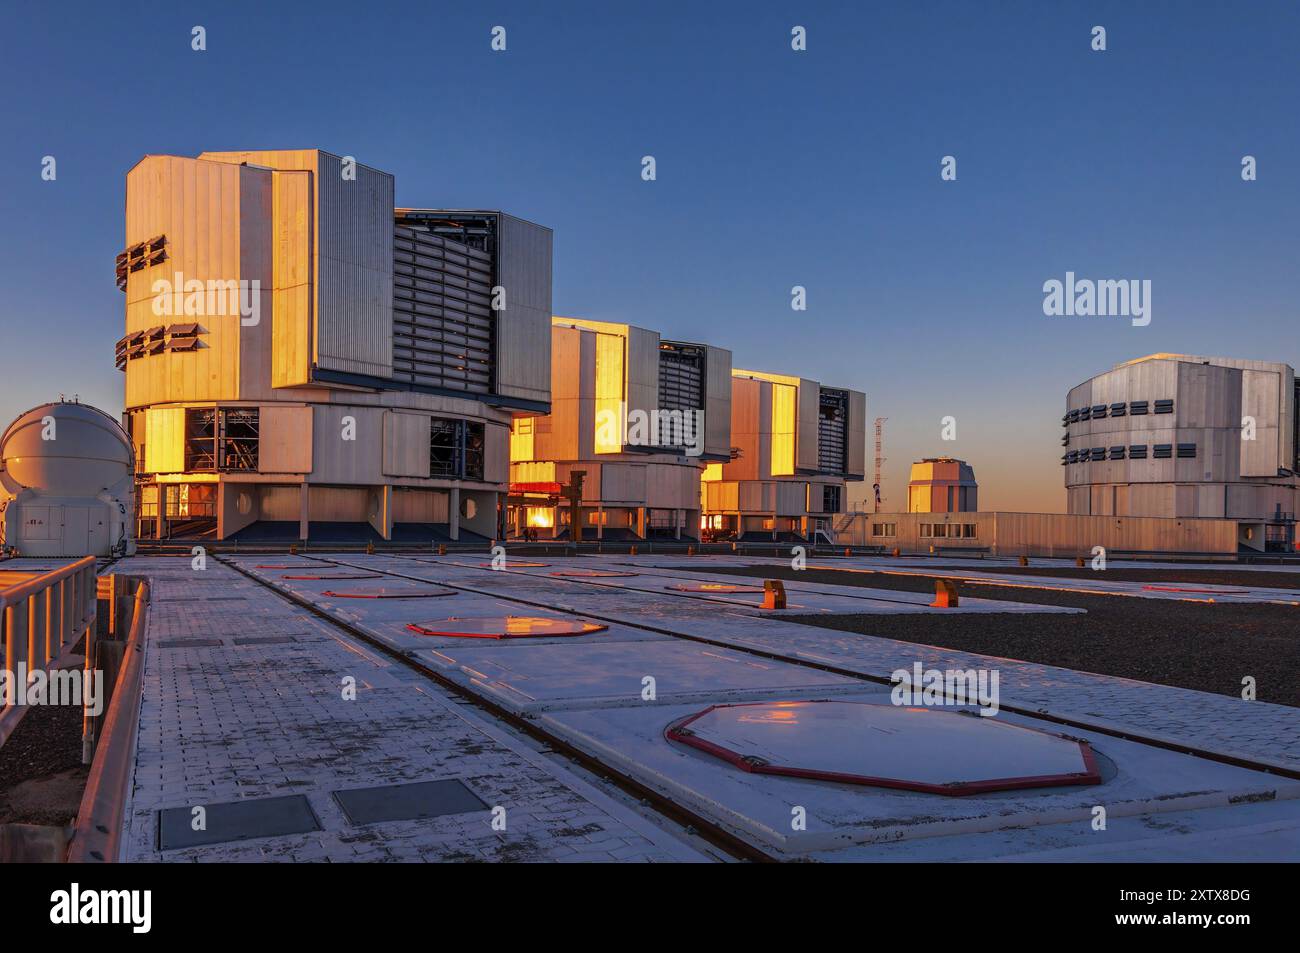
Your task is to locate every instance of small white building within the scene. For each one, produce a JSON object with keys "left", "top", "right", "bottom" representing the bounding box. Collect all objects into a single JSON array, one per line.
[{"left": 1, "top": 401, "right": 136, "bottom": 558}]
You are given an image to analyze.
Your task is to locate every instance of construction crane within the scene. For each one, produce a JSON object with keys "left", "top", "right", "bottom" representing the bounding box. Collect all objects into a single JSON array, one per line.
[{"left": 873, "top": 417, "right": 887, "bottom": 512}]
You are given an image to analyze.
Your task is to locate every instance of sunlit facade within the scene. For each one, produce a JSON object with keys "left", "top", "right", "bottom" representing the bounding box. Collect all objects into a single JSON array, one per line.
[
  {"left": 117, "top": 148, "right": 551, "bottom": 543},
  {"left": 701, "top": 369, "right": 866, "bottom": 542},
  {"left": 507, "top": 318, "right": 732, "bottom": 540}
]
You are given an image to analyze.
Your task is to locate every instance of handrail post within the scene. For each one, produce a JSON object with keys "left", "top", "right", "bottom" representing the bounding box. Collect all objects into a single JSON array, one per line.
[{"left": 4, "top": 601, "right": 29, "bottom": 705}]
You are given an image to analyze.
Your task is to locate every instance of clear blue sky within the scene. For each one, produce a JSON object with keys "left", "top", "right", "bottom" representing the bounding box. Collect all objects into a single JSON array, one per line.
[{"left": 2, "top": 1, "right": 1296, "bottom": 511}]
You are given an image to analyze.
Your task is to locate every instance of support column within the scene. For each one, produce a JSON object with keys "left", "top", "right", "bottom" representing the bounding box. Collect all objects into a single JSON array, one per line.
[
  {"left": 298, "top": 483, "right": 310, "bottom": 542},
  {"left": 596, "top": 504, "right": 604, "bottom": 541},
  {"left": 449, "top": 487, "right": 460, "bottom": 542},
  {"left": 216, "top": 481, "right": 228, "bottom": 541},
  {"left": 372, "top": 485, "right": 393, "bottom": 541},
  {"left": 673, "top": 509, "right": 681, "bottom": 540}
]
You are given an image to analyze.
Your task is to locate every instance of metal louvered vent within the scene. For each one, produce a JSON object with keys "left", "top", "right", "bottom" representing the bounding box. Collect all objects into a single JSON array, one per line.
[
  {"left": 392, "top": 225, "right": 494, "bottom": 394},
  {"left": 818, "top": 388, "right": 849, "bottom": 473},
  {"left": 657, "top": 342, "right": 705, "bottom": 447}
]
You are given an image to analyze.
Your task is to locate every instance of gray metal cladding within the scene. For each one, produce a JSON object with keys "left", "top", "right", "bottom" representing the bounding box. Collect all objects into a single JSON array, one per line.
[
  {"left": 314, "top": 156, "right": 395, "bottom": 378},
  {"left": 495, "top": 213, "right": 553, "bottom": 405},
  {"left": 392, "top": 226, "right": 494, "bottom": 393}
]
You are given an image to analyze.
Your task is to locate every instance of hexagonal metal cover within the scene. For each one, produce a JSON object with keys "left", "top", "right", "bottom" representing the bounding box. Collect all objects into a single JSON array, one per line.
[
  {"left": 665, "top": 700, "right": 1101, "bottom": 796},
  {"left": 405, "top": 615, "right": 608, "bottom": 639},
  {"left": 321, "top": 585, "right": 457, "bottom": 599}
]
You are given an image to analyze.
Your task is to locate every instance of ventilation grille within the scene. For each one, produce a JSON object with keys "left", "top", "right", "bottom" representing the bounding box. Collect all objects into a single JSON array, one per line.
[
  {"left": 818, "top": 388, "right": 849, "bottom": 473},
  {"left": 392, "top": 225, "right": 494, "bottom": 393}
]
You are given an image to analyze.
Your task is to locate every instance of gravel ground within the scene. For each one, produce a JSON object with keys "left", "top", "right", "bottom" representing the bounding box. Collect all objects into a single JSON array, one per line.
[
  {"left": 709, "top": 565, "right": 1300, "bottom": 708},
  {"left": 0, "top": 637, "right": 91, "bottom": 827},
  {"left": 0, "top": 700, "right": 88, "bottom": 825},
  {"left": 966, "top": 566, "right": 1300, "bottom": 588}
]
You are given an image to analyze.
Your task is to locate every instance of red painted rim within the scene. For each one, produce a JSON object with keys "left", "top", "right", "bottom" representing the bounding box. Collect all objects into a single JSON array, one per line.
[
  {"left": 281, "top": 573, "right": 383, "bottom": 580},
  {"left": 321, "top": 588, "right": 455, "bottom": 599},
  {"left": 1141, "top": 584, "right": 1250, "bottom": 595}
]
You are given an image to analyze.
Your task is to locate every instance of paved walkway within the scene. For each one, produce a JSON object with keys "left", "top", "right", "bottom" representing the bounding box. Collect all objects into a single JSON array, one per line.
[{"left": 112, "top": 557, "right": 707, "bottom": 862}]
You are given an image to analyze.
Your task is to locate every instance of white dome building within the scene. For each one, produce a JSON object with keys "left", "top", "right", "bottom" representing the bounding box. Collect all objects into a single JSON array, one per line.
[{"left": 0, "top": 400, "right": 136, "bottom": 558}]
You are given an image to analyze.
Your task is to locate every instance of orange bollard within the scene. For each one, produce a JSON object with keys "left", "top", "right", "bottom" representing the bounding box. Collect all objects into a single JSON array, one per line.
[
  {"left": 629, "top": 545, "right": 638, "bottom": 556},
  {"left": 687, "top": 545, "right": 696, "bottom": 556},
  {"left": 844, "top": 547, "right": 851, "bottom": 557},
  {"left": 1019, "top": 555, "right": 1029, "bottom": 567},
  {"left": 891, "top": 547, "right": 901, "bottom": 558},
  {"left": 761, "top": 579, "right": 787, "bottom": 610},
  {"left": 438, "top": 544, "right": 447, "bottom": 556},
  {"left": 931, "top": 579, "right": 959, "bottom": 608},
  {"left": 1075, "top": 556, "right": 1085, "bottom": 568}
]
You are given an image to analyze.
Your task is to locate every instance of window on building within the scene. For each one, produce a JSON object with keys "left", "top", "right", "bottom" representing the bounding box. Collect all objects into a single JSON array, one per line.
[
  {"left": 822, "top": 484, "right": 842, "bottom": 514},
  {"left": 219, "top": 409, "right": 259, "bottom": 471},
  {"left": 919, "top": 523, "right": 934, "bottom": 538},
  {"left": 184, "top": 407, "right": 259, "bottom": 472},
  {"left": 1090, "top": 447, "right": 1106, "bottom": 461},
  {"left": 184, "top": 408, "right": 217, "bottom": 471},
  {"left": 1130, "top": 400, "right": 1149, "bottom": 415},
  {"left": 1129, "top": 444, "right": 1148, "bottom": 459},
  {"left": 1109, "top": 446, "right": 1126, "bottom": 460},
  {"left": 1154, "top": 399, "right": 1174, "bottom": 414},
  {"left": 1091, "top": 404, "right": 1107, "bottom": 418},
  {"left": 1110, "top": 402, "right": 1126, "bottom": 416},
  {"left": 1176, "top": 443, "right": 1196, "bottom": 458},
  {"left": 1153, "top": 444, "right": 1173, "bottom": 459},
  {"left": 871, "top": 522, "right": 897, "bottom": 537},
  {"left": 960, "top": 523, "right": 977, "bottom": 538},
  {"left": 430, "top": 418, "right": 487, "bottom": 480}
]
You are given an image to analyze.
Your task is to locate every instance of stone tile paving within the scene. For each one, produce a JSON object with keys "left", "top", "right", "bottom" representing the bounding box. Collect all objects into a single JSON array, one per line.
[{"left": 110, "top": 557, "right": 708, "bottom": 863}]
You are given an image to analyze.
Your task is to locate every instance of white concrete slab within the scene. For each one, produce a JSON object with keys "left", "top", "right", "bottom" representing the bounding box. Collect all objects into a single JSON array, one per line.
[{"left": 541, "top": 693, "right": 1300, "bottom": 856}]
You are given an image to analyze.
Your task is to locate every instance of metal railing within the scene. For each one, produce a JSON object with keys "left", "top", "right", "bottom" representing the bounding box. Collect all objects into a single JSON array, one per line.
[
  {"left": 0, "top": 556, "right": 98, "bottom": 753},
  {"left": 68, "top": 579, "right": 149, "bottom": 863}
]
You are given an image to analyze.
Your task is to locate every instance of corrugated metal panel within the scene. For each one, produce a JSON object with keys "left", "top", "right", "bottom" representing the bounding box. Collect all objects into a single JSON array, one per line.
[
  {"left": 703, "top": 345, "right": 732, "bottom": 459},
  {"left": 382, "top": 411, "right": 431, "bottom": 478},
  {"left": 484, "top": 422, "right": 509, "bottom": 484},
  {"left": 144, "top": 406, "right": 186, "bottom": 473},
  {"left": 314, "top": 155, "right": 393, "bottom": 378},
  {"left": 723, "top": 377, "right": 761, "bottom": 481},
  {"left": 601, "top": 464, "right": 647, "bottom": 503},
  {"left": 1241, "top": 368, "right": 1281, "bottom": 476},
  {"left": 124, "top": 156, "right": 245, "bottom": 409},
  {"left": 494, "top": 214, "right": 552, "bottom": 404},
  {"left": 271, "top": 169, "right": 313, "bottom": 388},
  {"left": 846, "top": 389, "right": 866, "bottom": 478},
  {"left": 796, "top": 378, "right": 820, "bottom": 473},
  {"left": 259, "top": 405, "right": 313, "bottom": 473}
]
